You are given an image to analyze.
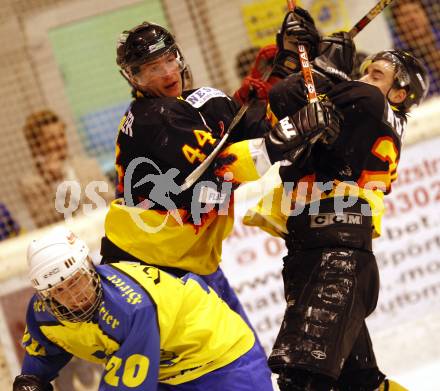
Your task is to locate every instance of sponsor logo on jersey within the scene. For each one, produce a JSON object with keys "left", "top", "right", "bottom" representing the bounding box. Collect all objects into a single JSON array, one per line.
[
  {"left": 310, "top": 213, "right": 362, "bottom": 228},
  {"left": 98, "top": 303, "right": 120, "bottom": 329},
  {"left": 107, "top": 274, "right": 143, "bottom": 305},
  {"left": 198, "top": 186, "right": 227, "bottom": 204},
  {"left": 185, "top": 87, "right": 228, "bottom": 108}
]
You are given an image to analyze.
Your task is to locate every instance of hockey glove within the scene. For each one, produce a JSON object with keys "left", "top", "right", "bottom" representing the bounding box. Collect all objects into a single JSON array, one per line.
[
  {"left": 233, "top": 44, "right": 279, "bottom": 104},
  {"left": 233, "top": 75, "right": 273, "bottom": 104},
  {"left": 265, "top": 100, "right": 342, "bottom": 162},
  {"left": 13, "top": 375, "right": 53, "bottom": 391},
  {"left": 249, "top": 44, "right": 278, "bottom": 79},
  {"left": 273, "top": 7, "right": 320, "bottom": 78},
  {"left": 313, "top": 31, "right": 356, "bottom": 83}
]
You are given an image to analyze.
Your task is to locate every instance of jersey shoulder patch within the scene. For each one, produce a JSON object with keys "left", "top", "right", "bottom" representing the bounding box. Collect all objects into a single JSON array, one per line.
[{"left": 185, "top": 87, "right": 228, "bottom": 108}]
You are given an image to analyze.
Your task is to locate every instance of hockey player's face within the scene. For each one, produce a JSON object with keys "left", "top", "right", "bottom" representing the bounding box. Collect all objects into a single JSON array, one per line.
[
  {"left": 359, "top": 60, "right": 407, "bottom": 105},
  {"left": 359, "top": 60, "right": 397, "bottom": 95},
  {"left": 50, "top": 270, "right": 97, "bottom": 312},
  {"left": 133, "top": 52, "right": 182, "bottom": 97}
]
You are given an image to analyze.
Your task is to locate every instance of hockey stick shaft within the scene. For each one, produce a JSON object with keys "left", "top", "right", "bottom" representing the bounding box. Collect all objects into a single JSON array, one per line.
[
  {"left": 287, "top": 0, "right": 318, "bottom": 104},
  {"left": 181, "top": 41, "right": 274, "bottom": 191},
  {"left": 287, "top": 0, "right": 396, "bottom": 163},
  {"left": 349, "top": 0, "right": 396, "bottom": 38},
  {"left": 182, "top": 0, "right": 395, "bottom": 190},
  {"left": 287, "top": 0, "right": 295, "bottom": 11},
  {"left": 181, "top": 1, "right": 312, "bottom": 190},
  {"left": 180, "top": 102, "right": 249, "bottom": 191}
]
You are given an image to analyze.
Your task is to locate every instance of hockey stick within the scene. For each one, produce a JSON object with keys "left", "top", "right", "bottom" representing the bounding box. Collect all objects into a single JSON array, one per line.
[
  {"left": 288, "top": 0, "right": 318, "bottom": 105},
  {"left": 180, "top": 58, "right": 273, "bottom": 191},
  {"left": 287, "top": 0, "right": 397, "bottom": 162},
  {"left": 180, "top": 97, "right": 250, "bottom": 191},
  {"left": 181, "top": 2, "right": 306, "bottom": 191},
  {"left": 181, "top": 0, "right": 395, "bottom": 191},
  {"left": 348, "top": 0, "right": 396, "bottom": 38},
  {"left": 282, "top": 0, "right": 323, "bottom": 162}
]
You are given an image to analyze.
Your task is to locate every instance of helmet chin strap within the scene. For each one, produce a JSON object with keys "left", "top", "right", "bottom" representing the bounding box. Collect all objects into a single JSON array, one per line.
[
  {"left": 386, "top": 87, "right": 395, "bottom": 105},
  {"left": 386, "top": 86, "right": 406, "bottom": 112}
]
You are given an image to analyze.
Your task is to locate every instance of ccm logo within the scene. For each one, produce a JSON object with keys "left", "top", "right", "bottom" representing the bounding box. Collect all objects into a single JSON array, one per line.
[
  {"left": 43, "top": 267, "right": 60, "bottom": 279},
  {"left": 310, "top": 213, "right": 362, "bottom": 228}
]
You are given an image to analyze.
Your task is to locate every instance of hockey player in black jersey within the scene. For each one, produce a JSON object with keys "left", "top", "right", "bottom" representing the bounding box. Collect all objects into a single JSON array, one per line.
[
  {"left": 100, "top": 20, "right": 341, "bottom": 369},
  {"left": 246, "top": 49, "right": 429, "bottom": 390}
]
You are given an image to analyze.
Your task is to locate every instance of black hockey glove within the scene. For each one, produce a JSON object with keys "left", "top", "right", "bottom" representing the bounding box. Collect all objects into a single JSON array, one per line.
[
  {"left": 13, "top": 374, "right": 54, "bottom": 391},
  {"left": 265, "top": 100, "right": 342, "bottom": 162},
  {"left": 272, "top": 7, "right": 321, "bottom": 78},
  {"left": 313, "top": 31, "right": 356, "bottom": 83}
]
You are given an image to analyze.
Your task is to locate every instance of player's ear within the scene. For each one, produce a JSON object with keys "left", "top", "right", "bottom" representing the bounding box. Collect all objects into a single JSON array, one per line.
[{"left": 389, "top": 88, "right": 407, "bottom": 105}]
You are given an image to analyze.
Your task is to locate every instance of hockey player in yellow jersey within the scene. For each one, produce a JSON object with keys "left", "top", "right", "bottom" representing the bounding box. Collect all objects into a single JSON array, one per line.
[{"left": 13, "top": 227, "right": 274, "bottom": 391}]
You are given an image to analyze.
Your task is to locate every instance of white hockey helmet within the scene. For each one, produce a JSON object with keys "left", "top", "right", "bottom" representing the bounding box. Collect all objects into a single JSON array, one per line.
[
  {"left": 27, "top": 227, "right": 89, "bottom": 291},
  {"left": 27, "top": 227, "right": 102, "bottom": 322}
]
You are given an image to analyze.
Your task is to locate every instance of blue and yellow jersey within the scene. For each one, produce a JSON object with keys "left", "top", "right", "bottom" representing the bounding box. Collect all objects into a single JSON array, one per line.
[
  {"left": 105, "top": 87, "right": 273, "bottom": 274},
  {"left": 21, "top": 262, "right": 255, "bottom": 390},
  {"left": 245, "top": 79, "right": 406, "bottom": 238}
]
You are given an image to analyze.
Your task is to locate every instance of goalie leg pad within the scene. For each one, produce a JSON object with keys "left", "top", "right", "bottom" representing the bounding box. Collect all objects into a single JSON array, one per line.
[{"left": 269, "top": 247, "right": 380, "bottom": 379}]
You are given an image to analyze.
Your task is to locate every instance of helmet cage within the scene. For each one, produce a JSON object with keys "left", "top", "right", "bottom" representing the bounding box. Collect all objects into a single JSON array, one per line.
[{"left": 38, "top": 257, "right": 102, "bottom": 323}]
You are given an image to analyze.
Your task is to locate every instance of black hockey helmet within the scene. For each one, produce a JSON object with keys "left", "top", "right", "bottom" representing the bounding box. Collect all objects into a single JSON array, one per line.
[
  {"left": 116, "top": 22, "right": 192, "bottom": 88},
  {"left": 117, "top": 22, "right": 177, "bottom": 71},
  {"left": 360, "top": 49, "right": 429, "bottom": 111}
]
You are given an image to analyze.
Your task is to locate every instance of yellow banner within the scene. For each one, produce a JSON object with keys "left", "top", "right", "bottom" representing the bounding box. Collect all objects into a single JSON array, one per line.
[{"left": 241, "top": 0, "right": 351, "bottom": 47}]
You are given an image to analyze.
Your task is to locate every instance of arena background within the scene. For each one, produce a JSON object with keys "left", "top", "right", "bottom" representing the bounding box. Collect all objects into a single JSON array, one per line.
[{"left": 0, "top": 0, "right": 439, "bottom": 389}]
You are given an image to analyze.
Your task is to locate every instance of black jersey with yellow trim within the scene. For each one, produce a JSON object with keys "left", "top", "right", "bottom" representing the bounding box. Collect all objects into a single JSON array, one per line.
[
  {"left": 107, "top": 87, "right": 272, "bottom": 273},
  {"left": 106, "top": 137, "right": 270, "bottom": 275},
  {"left": 246, "top": 76, "right": 406, "bottom": 237},
  {"left": 115, "top": 86, "right": 271, "bottom": 208}
]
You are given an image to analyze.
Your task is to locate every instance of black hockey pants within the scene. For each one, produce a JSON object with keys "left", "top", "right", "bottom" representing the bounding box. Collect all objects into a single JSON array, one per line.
[{"left": 269, "top": 197, "right": 386, "bottom": 390}]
